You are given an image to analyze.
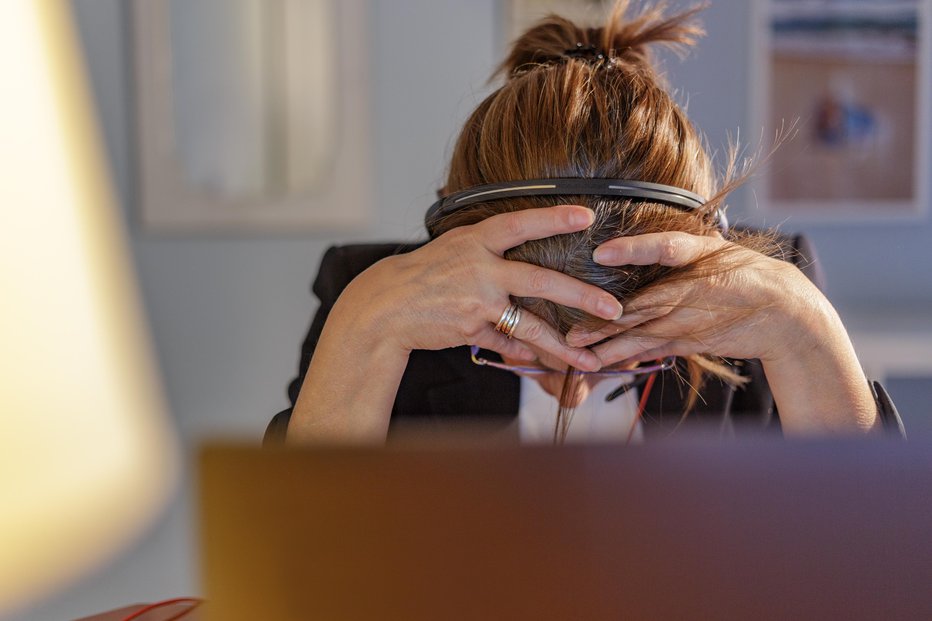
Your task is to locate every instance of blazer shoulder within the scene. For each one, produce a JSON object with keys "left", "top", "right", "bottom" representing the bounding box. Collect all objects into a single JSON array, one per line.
[
  {"left": 786, "top": 233, "right": 826, "bottom": 291},
  {"left": 312, "top": 241, "right": 425, "bottom": 305}
]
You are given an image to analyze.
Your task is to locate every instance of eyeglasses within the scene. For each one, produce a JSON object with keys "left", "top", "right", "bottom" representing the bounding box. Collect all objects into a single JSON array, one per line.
[
  {"left": 469, "top": 345, "right": 675, "bottom": 403},
  {"left": 469, "top": 345, "right": 675, "bottom": 377}
]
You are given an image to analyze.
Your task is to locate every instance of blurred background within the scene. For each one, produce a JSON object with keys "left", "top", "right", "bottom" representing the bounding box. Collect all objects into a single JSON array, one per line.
[{"left": 6, "top": 0, "right": 930, "bottom": 618}]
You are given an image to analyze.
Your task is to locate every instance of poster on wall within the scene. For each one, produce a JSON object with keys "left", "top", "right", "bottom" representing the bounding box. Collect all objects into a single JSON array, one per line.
[
  {"left": 751, "top": 0, "right": 931, "bottom": 221},
  {"left": 133, "top": 0, "right": 371, "bottom": 233}
]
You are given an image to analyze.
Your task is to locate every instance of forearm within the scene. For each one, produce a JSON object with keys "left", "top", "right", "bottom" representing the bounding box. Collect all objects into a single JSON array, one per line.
[
  {"left": 287, "top": 284, "right": 410, "bottom": 444},
  {"left": 763, "top": 295, "right": 878, "bottom": 435},
  {"left": 284, "top": 206, "right": 615, "bottom": 442}
]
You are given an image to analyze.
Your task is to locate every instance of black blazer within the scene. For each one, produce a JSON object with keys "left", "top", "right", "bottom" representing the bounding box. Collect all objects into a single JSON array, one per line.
[{"left": 265, "top": 234, "right": 851, "bottom": 443}]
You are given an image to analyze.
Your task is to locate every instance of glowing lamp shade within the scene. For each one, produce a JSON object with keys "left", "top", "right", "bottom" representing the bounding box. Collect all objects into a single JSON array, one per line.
[{"left": 0, "top": 0, "right": 178, "bottom": 614}]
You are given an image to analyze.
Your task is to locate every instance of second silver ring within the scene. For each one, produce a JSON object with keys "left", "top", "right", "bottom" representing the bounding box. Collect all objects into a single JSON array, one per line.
[{"left": 494, "top": 303, "right": 521, "bottom": 339}]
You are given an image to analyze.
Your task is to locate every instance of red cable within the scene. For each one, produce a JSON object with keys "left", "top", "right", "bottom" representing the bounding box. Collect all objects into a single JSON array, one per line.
[
  {"left": 118, "top": 597, "right": 203, "bottom": 621},
  {"left": 627, "top": 371, "right": 657, "bottom": 444}
]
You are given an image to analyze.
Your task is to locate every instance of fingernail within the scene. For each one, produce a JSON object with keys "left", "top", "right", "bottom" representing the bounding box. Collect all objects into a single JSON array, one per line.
[
  {"left": 592, "top": 247, "right": 617, "bottom": 264},
  {"left": 570, "top": 208, "right": 595, "bottom": 227},
  {"left": 598, "top": 297, "right": 624, "bottom": 320}
]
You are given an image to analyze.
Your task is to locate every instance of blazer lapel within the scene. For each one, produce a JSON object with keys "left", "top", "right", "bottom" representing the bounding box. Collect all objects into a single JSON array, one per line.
[
  {"left": 427, "top": 346, "right": 521, "bottom": 420},
  {"left": 642, "top": 367, "right": 734, "bottom": 438}
]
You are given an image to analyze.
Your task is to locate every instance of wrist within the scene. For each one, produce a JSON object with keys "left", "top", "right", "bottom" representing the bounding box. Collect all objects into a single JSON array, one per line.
[
  {"left": 761, "top": 285, "right": 878, "bottom": 433},
  {"left": 292, "top": 272, "right": 412, "bottom": 444},
  {"left": 334, "top": 257, "right": 411, "bottom": 355},
  {"left": 764, "top": 270, "right": 840, "bottom": 365}
]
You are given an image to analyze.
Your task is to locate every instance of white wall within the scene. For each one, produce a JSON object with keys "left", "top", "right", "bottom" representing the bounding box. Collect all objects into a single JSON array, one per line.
[
  {"left": 79, "top": 0, "right": 499, "bottom": 442},
  {"left": 663, "top": 2, "right": 932, "bottom": 309},
  {"left": 10, "top": 1, "right": 498, "bottom": 619},
  {"left": 11, "top": 0, "right": 931, "bottom": 618}
]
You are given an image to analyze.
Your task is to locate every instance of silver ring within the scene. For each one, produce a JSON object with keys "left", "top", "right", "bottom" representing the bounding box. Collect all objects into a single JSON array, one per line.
[{"left": 494, "top": 303, "right": 521, "bottom": 338}]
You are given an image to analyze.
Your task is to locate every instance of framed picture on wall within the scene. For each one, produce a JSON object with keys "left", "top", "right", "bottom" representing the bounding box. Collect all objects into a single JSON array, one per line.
[
  {"left": 750, "top": 0, "right": 931, "bottom": 222},
  {"left": 132, "top": 0, "right": 371, "bottom": 233}
]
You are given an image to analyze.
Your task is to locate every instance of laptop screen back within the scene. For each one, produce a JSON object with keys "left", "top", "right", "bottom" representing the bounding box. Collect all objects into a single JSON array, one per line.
[{"left": 199, "top": 440, "right": 932, "bottom": 620}]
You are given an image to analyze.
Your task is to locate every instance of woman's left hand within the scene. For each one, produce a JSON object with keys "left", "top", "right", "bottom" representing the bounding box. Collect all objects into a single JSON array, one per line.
[
  {"left": 567, "top": 231, "right": 879, "bottom": 434},
  {"left": 565, "top": 231, "right": 820, "bottom": 366}
]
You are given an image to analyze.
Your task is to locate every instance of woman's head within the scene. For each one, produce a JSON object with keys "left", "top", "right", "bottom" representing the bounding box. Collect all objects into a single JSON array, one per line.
[
  {"left": 430, "top": 1, "right": 781, "bottom": 439},
  {"left": 445, "top": 1, "right": 713, "bottom": 200}
]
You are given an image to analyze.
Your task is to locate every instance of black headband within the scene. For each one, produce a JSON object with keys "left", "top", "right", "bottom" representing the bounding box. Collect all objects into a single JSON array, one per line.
[{"left": 425, "top": 178, "right": 727, "bottom": 238}]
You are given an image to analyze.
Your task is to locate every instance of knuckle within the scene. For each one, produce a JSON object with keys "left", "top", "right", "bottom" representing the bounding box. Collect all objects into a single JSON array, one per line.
[
  {"left": 521, "top": 320, "right": 545, "bottom": 342},
  {"left": 436, "top": 231, "right": 468, "bottom": 261},
  {"left": 459, "top": 296, "right": 484, "bottom": 318},
  {"left": 447, "top": 228, "right": 476, "bottom": 253},
  {"left": 462, "top": 323, "right": 485, "bottom": 341},
  {"left": 660, "top": 237, "right": 681, "bottom": 264},
  {"left": 439, "top": 226, "right": 466, "bottom": 244},
  {"left": 527, "top": 268, "right": 553, "bottom": 294},
  {"left": 502, "top": 212, "right": 524, "bottom": 239},
  {"left": 579, "top": 289, "right": 600, "bottom": 312},
  {"left": 706, "top": 268, "right": 731, "bottom": 290},
  {"left": 558, "top": 208, "right": 575, "bottom": 228},
  {"left": 628, "top": 298, "right": 653, "bottom": 316},
  {"left": 574, "top": 349, "right": 594, "bottom": 367},
  {"left": 633, "top": 334, "right": 656, "bottom": 348}
]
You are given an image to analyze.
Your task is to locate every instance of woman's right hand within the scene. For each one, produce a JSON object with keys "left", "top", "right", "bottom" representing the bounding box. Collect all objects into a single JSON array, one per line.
[
  {"left": 288, "top": 205, "right": 623, "bottom": 443},
  {"left": 338, "top": 204, "right": 623, "bottom": 371}
]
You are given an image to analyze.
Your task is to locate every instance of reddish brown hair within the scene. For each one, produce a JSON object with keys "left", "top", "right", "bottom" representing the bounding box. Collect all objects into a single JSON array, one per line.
[{"left": 433, "top": 1, "right": 784, "bottom": 442}]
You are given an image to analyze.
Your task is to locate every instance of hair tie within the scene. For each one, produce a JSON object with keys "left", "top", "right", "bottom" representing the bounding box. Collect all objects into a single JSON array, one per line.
[{"left": 563, "top": 42, "right": 606, "bottom": 61}]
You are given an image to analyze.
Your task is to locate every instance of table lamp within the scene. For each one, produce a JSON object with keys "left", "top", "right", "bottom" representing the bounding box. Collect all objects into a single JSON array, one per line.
[{"left": 0, "top": 0, "right": 178, "bottom": 615}]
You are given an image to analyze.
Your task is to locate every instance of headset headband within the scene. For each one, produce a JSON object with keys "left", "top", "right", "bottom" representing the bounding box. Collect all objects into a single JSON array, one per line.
[{"left": 425, "top": 178, "right": 727, "bottom": 237}]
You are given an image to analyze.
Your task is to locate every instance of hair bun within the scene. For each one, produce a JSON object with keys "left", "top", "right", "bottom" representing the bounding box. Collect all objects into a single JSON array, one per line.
[{"left": 498, "top": 0, "right": 705, "bottom": 78}]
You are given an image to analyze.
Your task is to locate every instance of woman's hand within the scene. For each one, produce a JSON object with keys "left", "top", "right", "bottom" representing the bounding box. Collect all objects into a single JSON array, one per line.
[
  {"left": 567, "top": 231, "right": 878, "bottom": 435},
  {"left": 289, "top": 205, "right": 623, "bottom": 443},
  {"left": 565, "top": 231, "right": 814, "bottom": 365},
  {"left": 355, "top": 205, "right": 623, "bottom": 371}
]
